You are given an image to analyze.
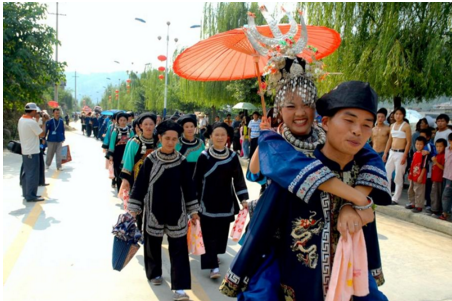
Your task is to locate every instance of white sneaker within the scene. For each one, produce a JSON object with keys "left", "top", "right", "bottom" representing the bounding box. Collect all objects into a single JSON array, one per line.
[
  {"left": 45, "top": 165, "right": 50, "bottom": 170},
  {"left": 173, "top": 291, "right": 189, "bottom": 301},
  {"left": 210, "top": 268, "right": 221, "bottom": 279},
  {"left": 58, "top": 167, "right": 64, "bottom": 171}
]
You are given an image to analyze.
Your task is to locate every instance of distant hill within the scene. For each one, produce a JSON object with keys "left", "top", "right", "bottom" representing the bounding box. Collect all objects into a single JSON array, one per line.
[{"left": 64, "top": 71, "right": 129, "bottom": 104}]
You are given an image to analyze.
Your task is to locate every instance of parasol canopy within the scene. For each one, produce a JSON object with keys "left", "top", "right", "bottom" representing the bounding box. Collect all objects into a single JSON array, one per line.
[
  {"left": 101, "top": 110, "right": 114, "bottom": 116},
  {"left": 173, "top": 24, "right": 341, "bottom": 82},
  {"left": 48, "top": 100, "right": 59, "bottom": 107},
  {"left": 232, "top": 102, "right": 258, "bottom": 110}
]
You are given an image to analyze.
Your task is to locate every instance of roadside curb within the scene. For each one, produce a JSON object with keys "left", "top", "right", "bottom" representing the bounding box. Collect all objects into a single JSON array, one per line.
[{"left": 376, "top": 205, "right": 452, "bottom": 236}]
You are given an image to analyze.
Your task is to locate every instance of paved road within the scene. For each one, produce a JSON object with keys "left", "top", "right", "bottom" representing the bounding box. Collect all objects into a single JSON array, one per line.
[{"left": 3, "top": 122, "right": 452, "bottom": 301}]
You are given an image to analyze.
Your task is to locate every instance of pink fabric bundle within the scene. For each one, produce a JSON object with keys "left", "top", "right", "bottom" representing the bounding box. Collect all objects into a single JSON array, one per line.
[
  {"left": 325, "top": 230, "right": 369, "bottom": 301},
  {"left": 108, "top": 161, "right": 114, "bottom": 179},
  {"left": 187, "top": 220, "right": 206, "bottom": 255},
  {"left": 230, "top": 208, "right": 248, "bottom": 242},
  {"left": 122, "top": 190, "right": 129, "bottom": 211}
]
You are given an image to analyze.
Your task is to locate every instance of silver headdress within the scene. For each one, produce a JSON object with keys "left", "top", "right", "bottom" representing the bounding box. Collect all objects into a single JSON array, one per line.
[{"left": 244, "top": 6, "right": 322, "bottom": 118}]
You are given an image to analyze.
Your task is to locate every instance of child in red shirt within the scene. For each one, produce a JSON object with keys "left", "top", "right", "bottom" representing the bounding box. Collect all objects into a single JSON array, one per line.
[
  {"left": 406, "top": 136, "right": 428, "bottom": 212},
  {"left": 431, "top": 139, "right": 447, "bottom": 217}
]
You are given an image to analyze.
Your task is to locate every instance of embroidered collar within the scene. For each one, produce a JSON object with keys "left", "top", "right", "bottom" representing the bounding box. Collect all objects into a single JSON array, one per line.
[
  {"left": 180, "top": 136, "right": 198, "bottom": 146},
  {"left": 313, "top": 145, "right": 355, "bottom": 172},
  {"left": 139, "top": 134, "right": 154, "bottom": 144},
  {"left": 280, "top": 123, "right": 326, "bottom": 152},
  {"left": 208, "top": 146, "right": 229, "bottom": 160},
  {"left": 155, "top": 148, "right": 179, "bottom": 162}
]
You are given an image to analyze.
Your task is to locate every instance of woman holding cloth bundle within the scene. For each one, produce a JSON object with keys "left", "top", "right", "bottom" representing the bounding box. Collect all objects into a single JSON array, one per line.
[
  {"left": 128, "top": 120, "right": 199, "bottom": 301},
  {"left": 193, "top": 122, "right": 249, "bottom": 279}
]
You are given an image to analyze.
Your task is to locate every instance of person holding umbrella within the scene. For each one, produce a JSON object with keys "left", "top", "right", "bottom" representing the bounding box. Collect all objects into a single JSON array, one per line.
[{"left": 128, "top": 120, "right": 199, "bottom": 301}]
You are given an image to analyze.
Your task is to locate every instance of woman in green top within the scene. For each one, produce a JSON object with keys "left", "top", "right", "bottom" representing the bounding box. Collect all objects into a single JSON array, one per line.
[
  {"left": 176, "top": 114, "right": 206, "bottom": 177},
  {"left": 106, "top": 112, "right": 134, "bottom": 192},
  {"left": 120, "top": 113, "right": 157, "bottom": 230}
]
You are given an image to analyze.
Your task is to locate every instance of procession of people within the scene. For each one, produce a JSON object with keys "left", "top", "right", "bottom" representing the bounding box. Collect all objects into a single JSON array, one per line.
[{"left": 13, "top": 6, "right": 452, "bottom": 301}]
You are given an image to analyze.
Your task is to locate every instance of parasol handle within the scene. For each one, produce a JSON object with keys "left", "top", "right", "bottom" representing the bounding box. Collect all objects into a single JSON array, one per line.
[{"left": 253, "top": 56, "right": 267, "bottom": 117}]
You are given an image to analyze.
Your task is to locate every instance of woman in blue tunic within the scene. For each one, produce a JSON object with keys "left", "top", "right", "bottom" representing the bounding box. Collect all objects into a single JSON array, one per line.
[
  {"left": 106, "top": 112, "right": 134, "bottom": 192},
  {"left": 193, "top": 122, "right": 249, "bottom": 279},
  {"left": 176, "top": 114, "right": 205, "bottom": 177}
]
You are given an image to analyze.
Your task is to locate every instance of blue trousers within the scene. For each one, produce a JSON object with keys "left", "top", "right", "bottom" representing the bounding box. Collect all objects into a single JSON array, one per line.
[{"left": 21, "top": 154, "right": 40, "bottom": 201}]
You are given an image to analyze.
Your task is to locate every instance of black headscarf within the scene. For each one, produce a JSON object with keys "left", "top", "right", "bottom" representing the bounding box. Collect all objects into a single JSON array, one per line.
[
  {"left": 137, "top": 113, "right": 157, "bottom": 125},
  {"left": 156, "top": 119, "right": 183, "bottom": 136},
  {"left": 116, "top": 112, "right": 129, "bottom": 122},
  {"left": 206, "top": 122, "right": 233, "bottom": 139},
  {"left": 177, "top": 114, "right": 197, "bottom": 127}
]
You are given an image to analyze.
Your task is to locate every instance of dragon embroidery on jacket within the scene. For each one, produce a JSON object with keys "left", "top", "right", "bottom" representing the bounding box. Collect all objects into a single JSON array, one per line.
[{"left": 291, "top": 211, "right": 324, "bottom": 269}]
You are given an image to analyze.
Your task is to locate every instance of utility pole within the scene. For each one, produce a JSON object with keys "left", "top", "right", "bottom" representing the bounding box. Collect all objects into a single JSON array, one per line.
[
  {"left": 49, "top": 3, "right": 66, "bottom": 104},
  {"left": 72, "top": 71, "right": 79, "bottom": 107}
]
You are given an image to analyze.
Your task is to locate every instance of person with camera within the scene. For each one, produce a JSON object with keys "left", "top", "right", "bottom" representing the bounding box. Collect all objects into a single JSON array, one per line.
[{"left": 18, "top": 103, "right": 47, "bottom": 202}]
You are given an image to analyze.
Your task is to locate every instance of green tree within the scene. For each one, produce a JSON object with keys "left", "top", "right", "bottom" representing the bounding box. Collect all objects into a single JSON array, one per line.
[
  {"left": 302, "top": 2, "right": 452, "bottom": 107},
  {"left": 3, "top": 2, "right": 66, "bottom": 109}
]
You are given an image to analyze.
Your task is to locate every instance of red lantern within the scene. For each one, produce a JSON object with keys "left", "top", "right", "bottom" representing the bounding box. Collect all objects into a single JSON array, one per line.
[
  {"left": 115, "top": 90, "right": 119, "bottom": 94},
  {"left": 158, "top": 55, "right": 167, "bottom": 62},
  {"left": 126, "top": 79, "right": 131, "bottom": 83},
  {"left": 158, "top": 66, "right": 165, "bottom": 72},
  {"left": 158, "top": 74, "right": 164, "bottom": 80}
]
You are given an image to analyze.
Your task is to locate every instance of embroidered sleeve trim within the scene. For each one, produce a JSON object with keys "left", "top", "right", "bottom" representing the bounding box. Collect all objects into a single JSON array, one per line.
[
  {"left": 295, "top": 166, "right": 336, "bottom": 204},
  {"left": 288, "top": 160, "right": 322, "bottom": 193},
  {"left": 127, "top": 199, "right": 143, "bottom": 214}
]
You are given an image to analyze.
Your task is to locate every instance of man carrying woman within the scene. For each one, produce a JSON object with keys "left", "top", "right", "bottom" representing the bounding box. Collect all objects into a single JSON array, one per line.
[{"left": 221, "top": 39, "right": 390, "bottom": 299}]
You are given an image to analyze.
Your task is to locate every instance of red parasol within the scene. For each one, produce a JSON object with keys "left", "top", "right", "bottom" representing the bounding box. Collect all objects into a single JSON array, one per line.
[
  {"left": 173, "top": 24, "right": 341, "bottom": 82},
  {"left": 174, "top": 7, "right": 341, "bottom": 116},
  {"left": 48, "top": 100, "right": 59, "bottom": 107}
]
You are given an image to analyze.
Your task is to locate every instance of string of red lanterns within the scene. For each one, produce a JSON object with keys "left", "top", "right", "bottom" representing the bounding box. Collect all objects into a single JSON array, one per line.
[{"left": 158, "top": 55, "right": 167, "bottom": 81}]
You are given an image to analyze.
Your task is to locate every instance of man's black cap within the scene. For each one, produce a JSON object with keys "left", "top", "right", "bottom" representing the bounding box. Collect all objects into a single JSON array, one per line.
[{"left": 316, "top": 81, "right": 378, "bottom": 119}]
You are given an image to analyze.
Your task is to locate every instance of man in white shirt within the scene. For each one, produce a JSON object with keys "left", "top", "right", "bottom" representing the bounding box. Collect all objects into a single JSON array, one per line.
[
  {"left": 248, "top": 111, "right": 261, "bottom": 159},
  {"left": 18, "top": 103, "right": 46, "bottom": 202},
  {"left": 434, "top": 114, "right": 452, "bottom": 146}
]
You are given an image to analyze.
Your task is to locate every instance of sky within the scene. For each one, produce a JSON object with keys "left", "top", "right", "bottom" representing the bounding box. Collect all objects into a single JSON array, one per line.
[
  {"left": 43, "top": 1, "right": 296, "bottom": 75},
  {"left": 43, "top": 2, "right": 207, "bottom": 75}
]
